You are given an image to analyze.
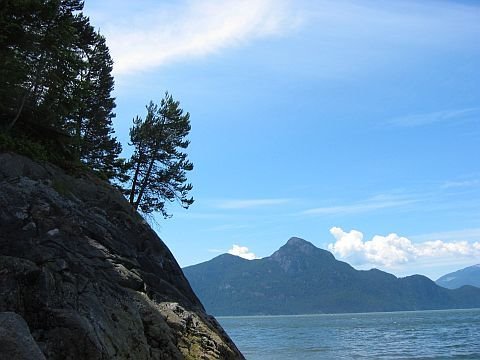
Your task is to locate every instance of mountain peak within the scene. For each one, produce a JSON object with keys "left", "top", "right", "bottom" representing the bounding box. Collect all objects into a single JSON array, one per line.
[
  {"left": 184, "top": 235, "right": 480, "bottom": 316},
  {"left": 281, "top": 237, "right": 331, "bottom": 258},
  {"left": 286, "top": 237, "right": 311, "bottom": 246},
  {"left": 268, "top": 237, "right": 335, "bottom": 274},
  {"left": 273, "top": 237, "right": 318, "bottom": 257}
]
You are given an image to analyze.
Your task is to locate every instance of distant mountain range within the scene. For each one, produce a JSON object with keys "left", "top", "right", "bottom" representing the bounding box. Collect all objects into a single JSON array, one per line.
[
  {"left": 183, "top": 237, "right": 480, "bottom": 316},
  {"left": 436, "top": 264, "right": 480, "bottom": 289}
]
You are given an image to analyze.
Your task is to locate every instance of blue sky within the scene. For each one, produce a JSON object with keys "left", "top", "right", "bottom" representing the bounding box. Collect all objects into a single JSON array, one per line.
[{"left": 84, "top": 0, "right": 480, "bottom": 280}]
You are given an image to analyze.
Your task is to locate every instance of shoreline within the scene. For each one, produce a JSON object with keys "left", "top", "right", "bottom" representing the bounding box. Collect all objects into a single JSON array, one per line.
[{"left": 215, "top": 307, "right": 480, "bottom": 319}]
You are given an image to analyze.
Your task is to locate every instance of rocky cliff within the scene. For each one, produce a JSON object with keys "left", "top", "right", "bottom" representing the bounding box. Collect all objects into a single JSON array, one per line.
[{"left": 0, "top": 152, "right": 243, "bottom": 359}]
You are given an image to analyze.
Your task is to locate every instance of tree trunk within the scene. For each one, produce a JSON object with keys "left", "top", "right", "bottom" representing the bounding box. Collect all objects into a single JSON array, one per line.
[
  {"left": 129, "top": 152, "right": 144, "bottom": 205},
  {"left": 7, "top": 91, "right": 29, "bottom": 130},
  {"left": 133, "top": 154, "right": 156, "bottom": 210}
]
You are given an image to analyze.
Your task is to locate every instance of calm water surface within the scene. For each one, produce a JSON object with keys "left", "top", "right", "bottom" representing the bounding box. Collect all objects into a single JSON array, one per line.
[{"left": 218, "top": 308, "right": 480, "bottom": 359}]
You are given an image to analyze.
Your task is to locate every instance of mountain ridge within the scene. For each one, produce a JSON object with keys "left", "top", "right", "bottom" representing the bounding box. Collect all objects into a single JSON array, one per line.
[
  {"left": 436, "top": 264, "right": 480, "bottom": 289},
  {"left": 184, "top": 237, "right": 480, "bottom": 316}
]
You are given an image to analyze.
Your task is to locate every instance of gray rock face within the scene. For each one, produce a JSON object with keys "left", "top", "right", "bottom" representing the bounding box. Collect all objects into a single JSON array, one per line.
[
  {"left": 0, "top": 153, "right": 243, "bottom": 359},
  {"left": 0, "top": 312, "right": 46, "bottom": 360}
]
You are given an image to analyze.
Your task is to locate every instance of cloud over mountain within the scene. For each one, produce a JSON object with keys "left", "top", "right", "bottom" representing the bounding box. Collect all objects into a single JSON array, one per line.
[
  {"left": 328, "top": 227, "right": 480, "bottom": 267},
  {"left": 228, "top": 244, "right": 258, "bottom": 260}
]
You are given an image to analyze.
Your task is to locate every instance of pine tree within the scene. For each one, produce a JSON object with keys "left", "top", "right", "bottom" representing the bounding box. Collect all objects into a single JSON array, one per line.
[
  {"left": 126, "top": 93, "right": 194, "bottom": 217},
  {"left": 69, "top": 30, "right": 123, "bottom": 180},
  {"left": 1, "top": 0, "right": 125, "bottom": 182},
  {"left": 0, "top": 0, "right": 85, "bottom": 133}
]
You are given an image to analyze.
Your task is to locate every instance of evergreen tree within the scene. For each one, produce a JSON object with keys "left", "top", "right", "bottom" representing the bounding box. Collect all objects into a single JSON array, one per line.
[
  {"left": 69, "top": 30, "right": 123, "bottom": 180},
  {"left": 126, "top": 93, "right": 194, "bottom": 217},
  {"left": 0, "top": 0, "right": 85, "bottom": 133},
  {"left": 1, "top": 0, "right": 124, "bottom": 182}
]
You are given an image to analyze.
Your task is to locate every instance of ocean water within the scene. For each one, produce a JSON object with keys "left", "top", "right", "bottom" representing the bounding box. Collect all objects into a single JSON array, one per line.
[{"left": 218, "top": 308, "right": 480, "bottom": 359}]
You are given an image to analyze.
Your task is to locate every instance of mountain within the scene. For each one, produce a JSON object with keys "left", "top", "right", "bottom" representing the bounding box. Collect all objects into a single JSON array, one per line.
[
  {"left": 436, "top": 264, "right": 480, "bottom": 289},
  {"left": 184, "top": 237, "right": 480, "bottom": 316},
  {"left": 0, "top": 153, "right": 243, "bottom": 360}
]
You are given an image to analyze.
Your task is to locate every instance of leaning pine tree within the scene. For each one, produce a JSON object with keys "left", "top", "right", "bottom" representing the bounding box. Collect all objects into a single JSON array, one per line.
[{"left": 125, "top": 93, "right": 194, "bottom": 217}]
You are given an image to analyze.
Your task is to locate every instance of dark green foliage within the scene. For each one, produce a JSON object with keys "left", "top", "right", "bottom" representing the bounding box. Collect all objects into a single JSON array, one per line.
[
  {"left": 183, "top": 237, "right": 480, "bottom": 316},
  {"left": 125, "top": 93, "right": 194, "bottom": 217},
  {"left": 0, "top": 0, "right": 123, "bottom": 181},
  {"left": 0, "top": 131, "right": 51, "bottom": 161},
  {"left": 1, "top": 1, "right": 194, "bottom": 218},
  {"left": 67, "top": 31, "right": 124, "bottom": 180},
  {"left": 0, "top": 0, "right": 85, "bottom": 132}
]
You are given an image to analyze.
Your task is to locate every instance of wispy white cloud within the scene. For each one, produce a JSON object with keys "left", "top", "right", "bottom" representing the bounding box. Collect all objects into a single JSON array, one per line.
[
  {"left": 441, "top": 179, "right": 480, "bottom": 189},
  {"left": 302, "top": 195, "right": 416, "bottom": 216},
  {"left": 217, "top": 198, "right": 291, "bottom": 209},
  {"left": 228, "top": 244, "right": 258, "bottom": 260},
  {"left": 410, "top": 228, "right": 480, "bottom": 243},
  {"left": 173, "top": 212, "right": 229, "bottom": 220},
  {"left": 98, "top": 0, "right": 302, "bottom": 74},
  {"left": 86, "top": 0, "right": 480, "bottom": 78},
  {"left": 387, "top": 108, "right": 480, "bottom": 128},
  {"left": 328, "top": 227, "right": 480, "bottom": 268},
  {"left": 288, "top": 0, "right": 480, "bottom": 78}
]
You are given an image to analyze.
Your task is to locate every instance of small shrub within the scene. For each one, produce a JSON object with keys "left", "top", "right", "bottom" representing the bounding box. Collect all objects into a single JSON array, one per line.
[{"left": 0, "top": 131, "right": 50, "bottom": 161}]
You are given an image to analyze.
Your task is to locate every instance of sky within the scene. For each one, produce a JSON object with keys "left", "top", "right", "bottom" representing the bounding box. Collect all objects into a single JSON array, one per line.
[{"left": 84, "top": 0, "right": 480, "bottom": 280}]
